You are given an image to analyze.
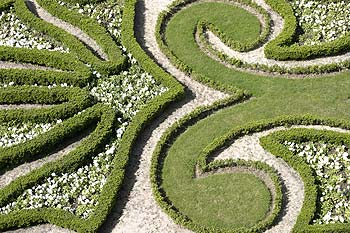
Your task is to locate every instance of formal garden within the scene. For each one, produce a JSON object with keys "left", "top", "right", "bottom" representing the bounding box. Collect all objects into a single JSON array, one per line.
[{"left": 0, "top": 0, "right": 350, "bottom": 232}]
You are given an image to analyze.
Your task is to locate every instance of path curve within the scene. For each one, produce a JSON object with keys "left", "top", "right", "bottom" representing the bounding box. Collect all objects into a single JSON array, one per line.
[
  {"left": 215, "top": 125, "right": 350, "bottom": 232},
  {"left": 2, "top": 0, "right": 347, "bottom": 232},
  {"left": 101, "top": 0, "right": 228, "bottom": 232},
  {"left": 108, "top": 1, "right": 345, "bottom": 233},
  {"left": 205, "top": 0, "right": 350, "bottom": 69},
  {"left": 26, "top": 0, "right": 108, "bottom": 61}
]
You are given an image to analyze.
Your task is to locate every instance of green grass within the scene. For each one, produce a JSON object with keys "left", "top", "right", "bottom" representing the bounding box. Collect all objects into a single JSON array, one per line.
[
  {"left": 163, "top": 167, "right": 271, "bottom": 229},
  {"left": 177, "top": 2, "right": 261, "bottom": 44},
  {"left": 159, "top": 1, "right": 350, "bottom": 231}
]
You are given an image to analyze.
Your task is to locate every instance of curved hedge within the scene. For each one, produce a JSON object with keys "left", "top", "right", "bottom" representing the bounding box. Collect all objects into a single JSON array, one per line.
[
  {"left": 198, "top": 0, "right": 271, "bottom": 52},
  {"left": 0, "top": 104, "right": 118, "bottom": 232},
  {"left": 261, "top": 127, "right": 350, "bottom": 232},
  {"left": 264, "top": 0, "right": 350, "bottom": 61},
  {"left": 12, "top": 0, "right": 126, "bottom": 75},
  {"left": 35, "top": 0, "right": 127, "bottom": 75},
  {"left": 0, "top": 87, "right": 93, "bottom": 123},
  {"left": 152, "top": 109, "right": 350, "bottom": 232},
  {"left": 0, "top": 0, "right": 185, "bottom": 231},
  {"left": 151, "top": 93, "right": 284, "bottom": 232}
]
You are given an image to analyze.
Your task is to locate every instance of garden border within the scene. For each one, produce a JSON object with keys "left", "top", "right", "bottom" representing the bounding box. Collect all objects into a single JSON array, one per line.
[{"left": 0, "top": 0, "right": 185, "bottom": 231}]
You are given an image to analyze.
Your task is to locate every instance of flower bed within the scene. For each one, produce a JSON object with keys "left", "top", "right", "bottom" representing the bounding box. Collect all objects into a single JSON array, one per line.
[
  {"left": 0, "top": 7, "right": 68, "bottom": 52},
  {"left": 291, "top": 0, "right": 350, "bottom": 46},
  {"left": 285, "top": 140, "right": 350, "bottom": 224},
  {"left": 58, "top": 0, "right": 123, "bottom": 43},
  {"left": 0, "top": 120, "right": 60, "bottom": 148},
  {"left": 0, "top": 0, "right": 176, "bottom": 229},
  {"left": 91, "top": 64, "right": 168, "bottom": 119}
]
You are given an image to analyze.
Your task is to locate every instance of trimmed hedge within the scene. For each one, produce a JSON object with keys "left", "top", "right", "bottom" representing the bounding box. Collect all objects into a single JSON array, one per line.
[
  {"left": 197, "top": 24, "right": 348, "bottom": 75},
  {"left": 35, "top": 0, "right": 127, "bottom": 75},
  {"left": 0, "top": 102, "right": 101, "bottom": 173},
  {"left": 0, "top": 2, "right": 92, "bottom": 87},
  {"left": 161, "top": 0, "right": 350, "bottom": 75},
  {"left": 0, "top": 0, "right": 14, "bottom": 10},
  {"left": 0, "top": 69, "right": 90, "bottom": 87},
  {"left": 11, "top": 0, "right": 126, "bottom": 75},
  {"left": 200, "top": 0, "right": 271, "bottom": 52},
  {"left": 0, "top": 0, "right": 184, "bottom": 231},
  {"left": 59, "top": 0, "right": 105, "bottom": 4},
  {"left": 156, "top": 0, "right": 249, "bottom": 94},
  {"left": 0, "top": 87, "right": 93, "bottom": 123},
  {"left": 261, "top": 128, "right": 350, "bottom": 232},
  {"left": 150, "top": 91, "right": 279, "bottom": 233},
  {"left": 264, "top": 0, "right": 350, "bottom": 61},
  {"left": 152, "top": 109, "right": 350, "bottom": 232},
  {"left": 0, "top": 46, "right": 90, "bottom": 75},
  {"left": 0, "top": 104, "right": 118, "bottom": 232}
]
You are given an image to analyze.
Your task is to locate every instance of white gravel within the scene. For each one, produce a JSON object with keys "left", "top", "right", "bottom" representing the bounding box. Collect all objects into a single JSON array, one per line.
[
  {"left": 0, "top": 61, "right": 59, "bottom": 71},
  {"left": 1, "top": 0, "right": 348, "bottom": 233},
  {"left": 0, "top": 131, "right": 89, "bottom": 189},
  {"left": 215, "top": 125, "right": 350, "bottom": 233},
  {"left": 104, "top": 0, "right": 228, "bottom": 232},
  {"left": 0, "top": 104, "right": 51, "bottom": 110}
]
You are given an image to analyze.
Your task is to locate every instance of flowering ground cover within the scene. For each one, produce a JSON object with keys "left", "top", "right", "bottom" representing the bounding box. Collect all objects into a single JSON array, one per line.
[
  {"left": 285, "top": 140, "right": 350, "bottom": 224},
  {"left": 0, "top": 6, "right": 68, "bottom": 52},
  {"left": 0, "top": 0, "right": 174, "bottom": 231},
  {"left": 291, "top": 0, "right": 350, "bottom": 46},
  {"left": 3, "top": 0, "right": 350, "bottom": 232},
  {"left": 155, "top": 0, "right": 350, "bottom": 232},
  {"left": 0, "top": 120, "right": 59, "bottom": 148}
]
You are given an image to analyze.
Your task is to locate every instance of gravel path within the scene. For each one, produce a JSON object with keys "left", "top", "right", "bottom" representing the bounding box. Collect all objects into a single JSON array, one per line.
[
  {"left": 6, "top": 224, "right": 74, "bottom": 233},
  {"left": 26, "top": 0, "right": 108, "bottom": 61},
  {"left": 216, "top": 125, "right": 350, "bottom": 233},
  {"left": 206, "top": 0, "right": 350, "bottom": 69},
  {"left": 100, "top": 0, "right": 228, "bottom": 232},
  {"left": 1, "top": 129, "right": 92, "bottom": 233},
  {"left": 108, "top": 1, "right": 348, "bottom": 232},
  {"left": 0, "top": 61, "right": 59, "bottom": 71},
  {"left": 0, "top": 104, "right": 51, "bottom": 110},
  {"left": 2, "top": 0, "right": 349, "bottom": 233}
]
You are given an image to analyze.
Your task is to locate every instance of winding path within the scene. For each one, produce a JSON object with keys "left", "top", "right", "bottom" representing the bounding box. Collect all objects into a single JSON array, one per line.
[
  {"left": 0, "top": 130, "right": 90, "bottom": 189},
  {"left": 101, "top": 0, "right": 228, "bottom": 232},
  {"left": 0, "top": 104, "right": 51, "bottom": 110},
  {"left": 2, "top": 0, "right": 350, "bottom": 232},
  {"left": 106, "top": 0, "right": 340, "bottom": 232}
]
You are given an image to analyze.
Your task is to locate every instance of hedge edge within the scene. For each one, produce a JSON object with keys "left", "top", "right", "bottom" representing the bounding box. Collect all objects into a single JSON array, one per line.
[
  {"left": 264, "top": 0, "right": 350, "bottom": 61},
  {"left": 152, "top": 106, "right": 350, "bottom": 232},
  {"left": 261, "top": 128, "right": 350, "bottom": 232}
]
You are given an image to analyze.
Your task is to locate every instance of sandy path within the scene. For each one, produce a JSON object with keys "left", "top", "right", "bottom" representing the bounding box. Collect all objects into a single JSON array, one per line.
[
  {"left": 0, "top": 104, "right": 51, "bottom": 110},
  {"left": 100, "top": 0, "right": 228, "bottom": 232},
  {"left": 0, "top": 61, "right": 59, "bottom": 71},
  {"left": 2, "top": 0, "right": 348, "bottom": 232},
  {"left": 0, "top": 129, "right": 91, "bottom": 189}
]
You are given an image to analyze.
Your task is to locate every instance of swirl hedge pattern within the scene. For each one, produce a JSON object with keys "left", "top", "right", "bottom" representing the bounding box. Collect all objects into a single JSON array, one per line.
[{"left": 1, "top": 0, "right": 350, "bottom": 233}]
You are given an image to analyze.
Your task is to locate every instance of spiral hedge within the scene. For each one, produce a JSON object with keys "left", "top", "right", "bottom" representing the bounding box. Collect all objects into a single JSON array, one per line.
[{"left": 2, "top": 0, "right": 350, "bottom": 232}]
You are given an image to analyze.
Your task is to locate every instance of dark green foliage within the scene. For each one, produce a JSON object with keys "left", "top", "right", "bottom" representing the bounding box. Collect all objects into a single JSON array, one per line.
[
  {"left": 261, "top": 127, "right": 350, "bottom": 232},
  {"left": 0, "top": 0, "right": 184, "bottom": 231},
  {"left": 264, "top": 0, "right": 350, "bottom": 61}
]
